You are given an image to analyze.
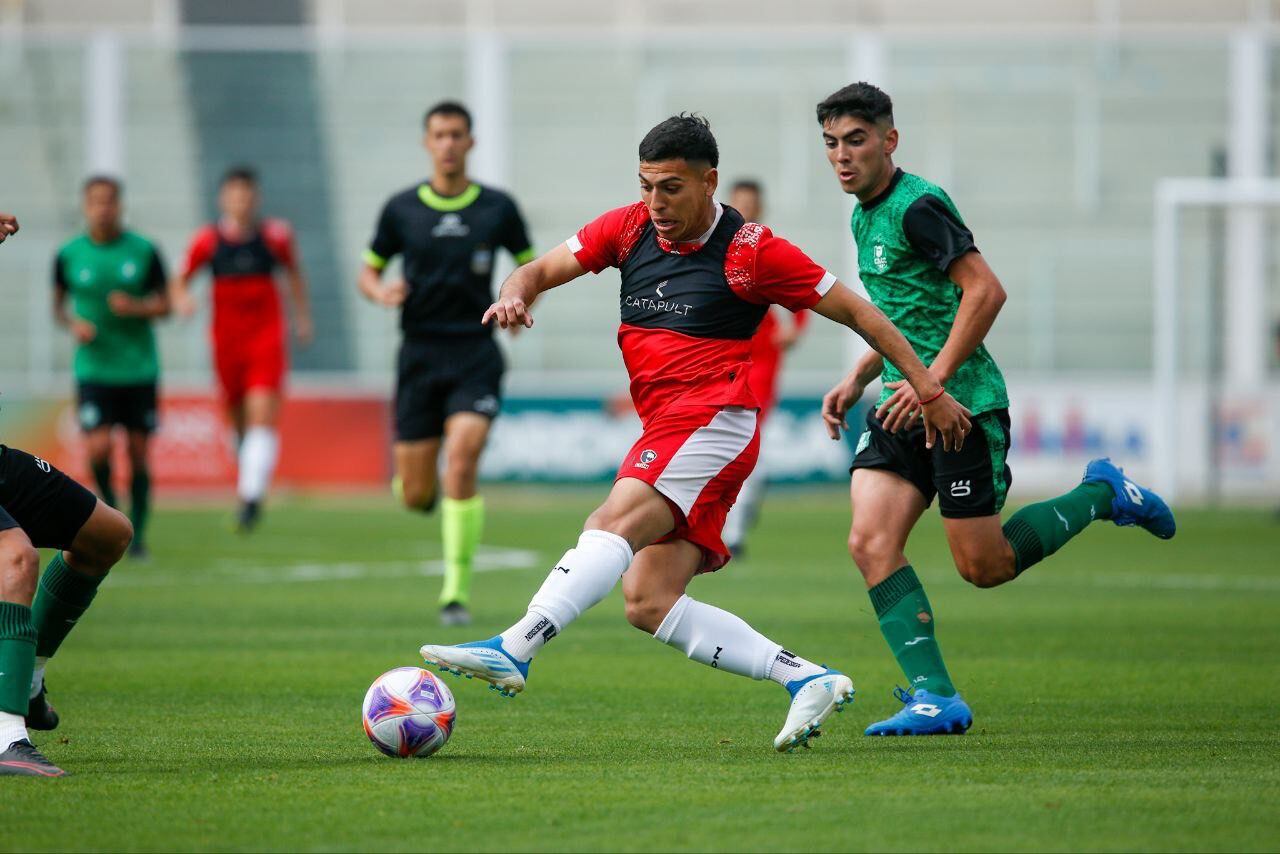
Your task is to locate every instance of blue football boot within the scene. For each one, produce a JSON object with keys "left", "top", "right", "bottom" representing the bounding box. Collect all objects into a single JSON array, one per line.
[
  {"left": 1082, "top": 457, "right": 1176, "bottom": 539},
  {"left": 864, "top": 687, "right": 972, "bottom": 736},
  {"left": 420, "top": 636, "right": 529, "bottom": 698}
]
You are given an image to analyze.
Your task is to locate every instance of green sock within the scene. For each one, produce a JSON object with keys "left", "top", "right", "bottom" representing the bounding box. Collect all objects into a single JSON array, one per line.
[
  {"left": 440, "top": 495, "right": 484, "bottom": 606},
  {"left": 91, "top": 459, "right": 116, "bottom": 507},
  {"left": 1002, "top": 482, "right": 1113, "bottom": 575},
  {"left": 130, "top": 467, "right": 150, "bottom": 545},
  {"left": 868, "top": 565, "right": 956, "bottom": 698},
  {"left": 32, "top": 553, "right": 106, "bottom": 659},
  {"left": 0, "top": 601, "right": 37, "bottom": 715}
]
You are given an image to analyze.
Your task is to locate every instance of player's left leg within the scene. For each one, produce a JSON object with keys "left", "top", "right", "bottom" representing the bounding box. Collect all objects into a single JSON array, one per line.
[
  {"left": 234, "top": 387, "right": 280, "bottom": 533},
  {"left": 124, "top": 430, "right": 152, "bottom": 558},
  {"left": 437, "top": 412, "right": 493, "bottom": 624},
  {"left": 28, "top": 499, "right": 132, "bottom": 731},
  {"left": 623, "top": 540, "right": 854, "bottom": 751},
  {"left": 936, "top": 411, "right": 1174, "bottom": 589}
]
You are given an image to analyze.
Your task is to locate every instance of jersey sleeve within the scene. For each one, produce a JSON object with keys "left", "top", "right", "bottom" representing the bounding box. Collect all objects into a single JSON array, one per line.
[
  {"left": 566, "top": 202, "right": 650, "bottom": 273},
  {"left": 498, "top": 197, "right": 536, "bottom": 265},
  {"left": 51, "top": 249, "right": 68, "bottom": 292},
  {"left": 144, "top": 244, "right": 169, "bottom": 294},
  {"left": 902, "top": 194, "right": 977, "bottom": 274},
  {"left": 182, "top": 225, "right": 218, "bottom": 277},
  {"left": 725, "top": 224, "right": 837, "bottom": 312},
  {"left": 364, "top": 199, "right": 402, "bottom": 270},
  {"left": 262, "top": 219, "right": 299, "bottom": 271}
]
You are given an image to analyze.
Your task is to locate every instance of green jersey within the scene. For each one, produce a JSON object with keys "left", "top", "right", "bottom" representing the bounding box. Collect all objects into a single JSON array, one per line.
[
  {"left": 53, "top": 231, "right": 167, "bottom": 385},
  {"left": 851, "top": 168, "right": 1008, "bottom": 416}
]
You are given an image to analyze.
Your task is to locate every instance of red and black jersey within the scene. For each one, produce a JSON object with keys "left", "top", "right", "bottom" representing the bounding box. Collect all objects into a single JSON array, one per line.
[
  {"left": 569, "top": 202, "right": 835, "bottom": 422},
  {"left": 182, "top": 218, "right": 297, "bottom": 338}
]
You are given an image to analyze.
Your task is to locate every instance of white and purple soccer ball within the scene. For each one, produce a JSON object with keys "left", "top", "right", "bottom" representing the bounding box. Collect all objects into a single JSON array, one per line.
[{"left": 362, "top": 667, "right": 456, "bottom": 758}]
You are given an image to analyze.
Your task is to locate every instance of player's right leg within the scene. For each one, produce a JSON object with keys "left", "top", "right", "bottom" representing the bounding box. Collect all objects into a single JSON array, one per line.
[
  {"left": 622, "top": 540, "right": 854, "bottom": 752},
  {"left": 84, "top": 425, "right": 115, "bottom": 509},
  {"left": 848, "top": 468, "right": 972, "bottom": 735},
  {"left": 420, "top": 477, "right": 666, "bottom": 696},
  {"left": 0, "top": 516, "right": 64, "bottom": 777}
]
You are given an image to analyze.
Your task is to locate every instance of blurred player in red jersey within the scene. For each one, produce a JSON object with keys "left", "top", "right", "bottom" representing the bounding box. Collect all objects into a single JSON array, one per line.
[
  {"left": 719, "top": 179, "right": 809, "bottom": 558},
  {"left": 420, "top": 116, "right": 971, "bottom": 752},
  {"left": 170, "top": 167, "right": 314, "bottom": 532}
]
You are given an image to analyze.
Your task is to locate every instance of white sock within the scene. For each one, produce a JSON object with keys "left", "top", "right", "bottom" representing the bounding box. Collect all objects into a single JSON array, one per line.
[
  {"left": 237, "top": 426, "right": 279, "bottom": 502},
  {"left": 499, "top": 530, "right": 633, "bottom": 661},
  {"left": 29, "top": 656, "right": 47, "bottom": 699},
  {"left": 653, "top": 594, "right": 781, "bottom": 680},
  {"left": 765, "top": 648, "right": 827, "bottom": 687},
  {"left": 0, "top": 711, "right": 28, "bottom": 749},
  {"left": 722, "top": 467, "right": 766, "bottom": 549}
]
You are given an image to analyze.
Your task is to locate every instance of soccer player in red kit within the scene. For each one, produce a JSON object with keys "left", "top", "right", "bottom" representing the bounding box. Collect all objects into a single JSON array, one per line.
[
  {"left": 720, "top": 179, "right": 809, "bottom": 557},
  {"left": 170, "top": 166, "right": 314, "bottom": 531},
  {"left": 420, "top": 115, "right": 970, "bottom": 752}
]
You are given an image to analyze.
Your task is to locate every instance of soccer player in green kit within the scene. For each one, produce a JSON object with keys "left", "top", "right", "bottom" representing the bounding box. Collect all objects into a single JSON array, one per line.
[
  {"left": 815, "top": 83, "right": 1176, "bottom": 735},
  {"left": 53, "top": 176, "right": 169, "bottom": 559}
]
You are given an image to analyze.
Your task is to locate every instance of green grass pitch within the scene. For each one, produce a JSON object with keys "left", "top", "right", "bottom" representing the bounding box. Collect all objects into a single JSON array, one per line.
[{"left": 4, "top": 487, "right": 1278, "bottom": 852}]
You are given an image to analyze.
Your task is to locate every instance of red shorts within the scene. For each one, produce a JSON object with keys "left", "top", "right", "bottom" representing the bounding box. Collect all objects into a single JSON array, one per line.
[
  {"left": 617, "top": 404, "right": 760, "bottom": 573},
  {"left": 212, "top": 323, "right": 286, "bottom": 407}
]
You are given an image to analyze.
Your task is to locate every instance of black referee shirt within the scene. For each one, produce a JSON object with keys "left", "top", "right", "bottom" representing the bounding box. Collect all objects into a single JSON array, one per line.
[{"left": 364, "top": 182, "right": 534, "bottom": 338}]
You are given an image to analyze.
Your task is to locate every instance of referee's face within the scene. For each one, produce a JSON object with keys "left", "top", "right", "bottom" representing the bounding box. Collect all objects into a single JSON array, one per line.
[
  {"left": 639, "top": 158, "right": 718, "bottom": 243},
  {"left": 424, "top": 114, "right": 474, "bottom": 179}
]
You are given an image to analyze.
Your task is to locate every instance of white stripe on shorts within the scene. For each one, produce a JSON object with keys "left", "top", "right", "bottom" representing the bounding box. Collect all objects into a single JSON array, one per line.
[{"left": 653, "top": 406, "right": 758, "bottom": 517}]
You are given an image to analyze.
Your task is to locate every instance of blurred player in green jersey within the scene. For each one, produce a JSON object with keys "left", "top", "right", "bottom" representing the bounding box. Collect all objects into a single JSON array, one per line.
[
  {"left": 53, "top": 176, "right": 170, "bottom": 559},
  {"left": 816, "top": 83, "right": 1176, "bottom": 736}
]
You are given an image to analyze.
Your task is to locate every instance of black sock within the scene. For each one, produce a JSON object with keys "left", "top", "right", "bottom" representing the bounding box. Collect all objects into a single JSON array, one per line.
[
  {"left": 91, "top": 460, "right": 116, "bottom": 507},
  {"left": 130, "top": 467, "right": 150, "bottom": 545}
]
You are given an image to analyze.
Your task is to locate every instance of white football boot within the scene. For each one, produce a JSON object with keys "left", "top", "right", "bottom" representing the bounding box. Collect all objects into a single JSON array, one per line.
[
  {"left": 420, "top": 636, "right": 528, "bottom": 698},
  {"left": 773, "top": 668, "right": 856, "bottom": 752}
]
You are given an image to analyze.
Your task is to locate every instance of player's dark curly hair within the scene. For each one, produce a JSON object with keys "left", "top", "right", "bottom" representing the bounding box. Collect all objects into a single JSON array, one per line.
[
  {"left": 638, "top": 114, "right": 719, "bottom": 167},
  {"left": 424, "top": 100, "right": 472, "bottom": 131},
  {"left": 816, "top": 82, "right": 894, "bottom": 127}
]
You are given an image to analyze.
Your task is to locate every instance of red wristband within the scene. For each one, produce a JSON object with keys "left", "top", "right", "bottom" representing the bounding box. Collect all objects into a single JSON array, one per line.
[{"left": 919, "top": 387, "right": 947, "bottom": 406}]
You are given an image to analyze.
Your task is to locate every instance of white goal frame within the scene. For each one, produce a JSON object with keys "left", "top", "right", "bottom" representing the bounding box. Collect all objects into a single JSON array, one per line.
[{"left": 1152, "top": 177, "right": 1280, "bottom": 501}]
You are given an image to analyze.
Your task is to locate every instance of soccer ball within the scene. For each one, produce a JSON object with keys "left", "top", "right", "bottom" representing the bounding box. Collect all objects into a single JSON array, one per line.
[{"left": 362, "top": 666, "right": 456, "bottom": 758}]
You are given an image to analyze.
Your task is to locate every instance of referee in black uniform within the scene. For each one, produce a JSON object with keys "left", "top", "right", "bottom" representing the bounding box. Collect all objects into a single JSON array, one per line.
[{"left": 358, "top": 101, "right": 534, "bottom": 626}]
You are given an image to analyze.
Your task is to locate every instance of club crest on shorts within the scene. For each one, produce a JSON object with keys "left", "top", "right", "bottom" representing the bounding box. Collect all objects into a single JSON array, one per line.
[{"left": 634, "top": 449, "right": 659, "bottom": 469}]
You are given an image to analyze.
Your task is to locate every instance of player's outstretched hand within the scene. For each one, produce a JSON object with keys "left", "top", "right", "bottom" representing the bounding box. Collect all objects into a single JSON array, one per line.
[
  {"left": 0, "top": 212, "right": 19, "bottom": 243},
  {"left": 172, "top": 289, "right": 199, "bottom": 318},
  {"left": 482, "top": 296, "right": 533, "bottom": 330},
  {"left": 821, "top": 374, "right": 867, "bottom": 440},
  {"left": 919, "top": 391, "right": 971, "bottom": 452}
]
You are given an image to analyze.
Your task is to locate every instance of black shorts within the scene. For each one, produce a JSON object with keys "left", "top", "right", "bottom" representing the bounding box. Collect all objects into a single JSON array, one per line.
[
  {"left": 0, "top": 445, "right": 99, "bottom": 549},
  {"left": 77, "top": 381, "right": 159, "bottom": 434},
  {"left": 395, "top": 336, "right": 504, "bottom": 442},
  {"left": 850, "top": 407, "right": 1013, "bottom": 518}
]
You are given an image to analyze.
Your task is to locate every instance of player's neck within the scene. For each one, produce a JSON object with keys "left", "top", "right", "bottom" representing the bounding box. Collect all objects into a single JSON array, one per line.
[
  {"left": 672, "top": 201, "right": 718, "bottom": 244},
  {"left": 88, "top": 225, "right": 121, "bottom": 244},
  {"left": 220, "top": 214, "right": 255, "bottom": 234},
  {"left": 429, "top": 172, "right": 471, "bottom": 198},
  {"left": 856, "top": 161, "right": 897, "bottom": 204}
]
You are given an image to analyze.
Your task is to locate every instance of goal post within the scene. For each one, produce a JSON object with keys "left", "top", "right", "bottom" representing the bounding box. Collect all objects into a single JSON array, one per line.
[{"left": 1152, "top": 177, "right": 1280, "bottom": 502}]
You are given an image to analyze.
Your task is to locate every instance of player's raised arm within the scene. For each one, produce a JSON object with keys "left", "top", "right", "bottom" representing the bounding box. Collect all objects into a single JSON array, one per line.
[
  {"left": 482, "top": 242, "right": 587, "bottom": 330},
  {"left": 814, "top": 281, "right": 971, "bottom": 450}
]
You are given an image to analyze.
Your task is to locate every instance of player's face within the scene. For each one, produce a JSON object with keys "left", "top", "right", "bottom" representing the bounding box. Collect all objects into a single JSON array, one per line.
[
  {"left": 639, "top": 159, "right": 718, "bottom": 242},
  {"left": 424, "top": 114, "right": 473, "bottom": 177},
  {"left": 82, "top": 183, "right": 121, "bottom": 234},
  {"left": 822, "top": 115, "right": 898, "bottom": 198},
  {"left": 219, "top": 180, "right": 259, "bottom": 222},
  {"left": 729, "top": 188, "right": 762, "bottom": 222}
]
